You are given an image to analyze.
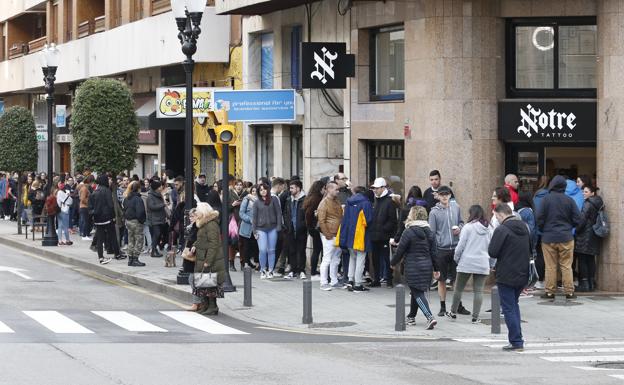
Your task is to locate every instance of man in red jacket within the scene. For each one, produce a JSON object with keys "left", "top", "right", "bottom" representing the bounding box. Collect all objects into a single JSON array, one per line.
[{"left": 504, "top": 174, "right": 519, "bottom": 206}]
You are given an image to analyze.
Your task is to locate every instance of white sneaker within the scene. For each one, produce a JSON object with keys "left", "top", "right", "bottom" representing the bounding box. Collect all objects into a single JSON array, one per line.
[
  {"left": 320, "top": 284, "right": 332, "bottom": 291},
  {"left": 299, "top": 272, "right": 307, "bottom": 280},
  {"left": 272, "top": 271, "right": 282, "bottom": 278},
  {"left": 268, "top": 271, "right": 274, "bottom": 279},
  {"left": 82, "top": 236, "right": 92, "bottom": 241},
  {"left": 260, "top": 271, "right": 267, "bottom": 280},
  {"left": 535, "top": 281, "right": 545, "bottom": 290},
  {"left": 285, "top": 272, "right": 294, "bottom": 280},
  {"left": 310, "top": 274, "right": 321, "bottom": 281}
]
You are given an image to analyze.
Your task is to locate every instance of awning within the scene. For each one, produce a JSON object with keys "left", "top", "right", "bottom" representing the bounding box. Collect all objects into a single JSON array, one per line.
[
  {"left": 136, "top": 99, "right": 184, "bottom": 131},
  {"left": 217, "top": 0, "right": 320, "bottom": 15}
]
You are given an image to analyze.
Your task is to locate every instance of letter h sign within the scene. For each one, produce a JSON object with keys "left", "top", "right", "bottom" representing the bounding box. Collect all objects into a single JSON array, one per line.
[{"left": 302, "top": 42, "right": 355, "bottom": 89}]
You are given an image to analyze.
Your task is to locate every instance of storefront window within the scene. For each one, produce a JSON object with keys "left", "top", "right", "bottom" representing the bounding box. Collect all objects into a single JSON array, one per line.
[
  {"left": 369, "top": 141, "right": 404, "bottom": 197},
  {"left": 508, "top": 18, "right": 596, "bottom": 97},
  {"left": 559, "top": 25, "right": 597, "bottom": 88},
  {"left": 516, "top": 26, "right": 554, "bottom": 88},
  {"left": 261, "top": 33, "right": 274, "bottom": 89},
  {"left": 255, "top": 126, "right": 274, "bottom": 180},
  {"left": 371, "top": 25, "right": 404, "bottom": 101}
]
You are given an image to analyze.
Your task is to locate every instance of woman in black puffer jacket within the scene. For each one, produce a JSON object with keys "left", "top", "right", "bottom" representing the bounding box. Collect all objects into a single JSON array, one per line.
[
  {"left": 390, "top": 205, "right": 439, "bottom": 330},
  {"left": 574, "top": 185, "right": 603, "bottom": 292}
]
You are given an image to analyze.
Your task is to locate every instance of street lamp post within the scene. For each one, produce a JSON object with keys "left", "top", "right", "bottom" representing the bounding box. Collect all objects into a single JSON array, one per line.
[
  {"left": 40, "top": 43, "right": 60, "bottom": 247},
  {"left": 171, "top": 0, "right": 204, "bottom": 282}
]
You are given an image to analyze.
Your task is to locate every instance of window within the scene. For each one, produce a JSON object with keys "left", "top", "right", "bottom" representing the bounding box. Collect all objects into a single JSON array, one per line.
[
  {"left": 281, "top": 25, "right": 301, "bottom": 90},
  {"left": 368, "top": 141, "right": 404, "bottom": 197},
  {"left": 255, "top": 126, "right": 274, "bottom": 180},
  {"left": 508, "top": 18, "right": 596, "bottom": 98},
  {"left": 290, "top": 126, "right": 302, "bottom": 178},
  {"left": 261, "top": 33, "right": 274, "bottom": 89},
  {"left": 370, "top": 25, "right": 404, "bottom": 101}
]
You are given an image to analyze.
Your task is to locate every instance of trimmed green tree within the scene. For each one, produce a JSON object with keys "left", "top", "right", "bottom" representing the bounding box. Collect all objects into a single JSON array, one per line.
[
  {"left": 0, "top": 106, "right": 38, "bottom": 234},
  {"left": 71, "top": 78, "right": 139, "bottom": 174}
]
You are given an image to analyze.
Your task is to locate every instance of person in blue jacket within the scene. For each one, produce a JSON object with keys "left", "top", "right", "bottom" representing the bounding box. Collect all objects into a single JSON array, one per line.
[
  {"left": 566, "top": 178, "right": 584, "bottom": 212},
  {"left": 339, "top": 186, "right": 373, "bottom": 292}
]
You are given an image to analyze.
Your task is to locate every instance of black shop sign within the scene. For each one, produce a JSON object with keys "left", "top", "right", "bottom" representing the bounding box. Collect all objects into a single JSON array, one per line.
[
  {"left": 301, "top": 42, "right": 355, "bottom": 89},
  {"left": 498, "top": 101, "right": 596, "bottom": 142}
]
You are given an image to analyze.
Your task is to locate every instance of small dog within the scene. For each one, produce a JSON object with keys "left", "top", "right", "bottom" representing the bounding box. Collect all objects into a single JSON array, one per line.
[{"left": 165, "top": 250, "right": 176, "bottom": 267}]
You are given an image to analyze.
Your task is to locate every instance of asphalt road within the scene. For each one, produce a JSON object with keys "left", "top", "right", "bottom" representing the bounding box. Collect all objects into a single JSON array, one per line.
[{"left": 0, "top": 244, "right": 622, "bottom": 385}]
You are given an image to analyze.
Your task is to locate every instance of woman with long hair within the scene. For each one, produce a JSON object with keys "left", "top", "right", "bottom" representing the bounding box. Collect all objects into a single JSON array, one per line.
[
  {"left": 394, "top": 185, "right": 428, "bottom": 242},
  {"left": 56, "top": 181, "right": 73, "bottom": 245},
  {"left": 303, "top": 180, "right": 326, "bottom": 278},
  {"left": 239, "top": 185, "right": 259, "bottom": 269},
  {"left": 574, "top": 185, "right": 603, "bottom": 292},
  {"left": 252, "top": 183, "right": 283, "bottom": 279},
  {"left": 447, "top": 205, "right": 491, "bottom": 323}
]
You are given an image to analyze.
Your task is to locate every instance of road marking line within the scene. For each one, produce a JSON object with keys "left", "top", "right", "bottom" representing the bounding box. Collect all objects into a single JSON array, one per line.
[
  {"left": 454, "top": 338, "right": 508, "bottom": 343},
  {"left": 92, "top": 311, "right": 167, "bottom": 332},
  {"left": 23, "top": 311, "right": 93, "bottom": 334},
  {"left": 485, "top": 341, "right": 624, "bottom": 348},
  {"left": 0, "top": 321, "right": 14, "bottom": 333},
  {"left": 160, "top": 311, "right": 248, "bottom": 335},
  {"left": 541, "top": 355, "right": 624, "bottom": 363},
  {"left": 572, "top": 366, "right": 624, "bottom": 371},
  {"left": 609, "top": 375, "right": 624, "bottom": 380},
  {"left": 521, "top": 347, "right": 624, "bottom": 355}
]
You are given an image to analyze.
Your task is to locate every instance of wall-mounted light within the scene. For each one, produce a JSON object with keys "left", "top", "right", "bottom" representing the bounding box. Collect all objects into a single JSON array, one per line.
[{"left": 532, "top": 27, "right": 554, "bottom": 51}]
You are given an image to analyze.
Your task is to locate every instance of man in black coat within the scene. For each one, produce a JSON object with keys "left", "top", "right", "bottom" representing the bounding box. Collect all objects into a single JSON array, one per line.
[
  {"left": 488, "top": 203, "right": 530, "bottom": 352},
  {"left": 368, "top": 177, "right": 398, "bottom": 287},
  {"left": 284, "top": 180, "right": 307, "bottom": 279},
  {"left": 195, "top": 174, "right": 210, "bottom": 203},
  {"left": 535, "top": 175, "right": 582, "bottom": 299},
  {"left": 88, "top": 174, "right": 117, "bottom": 264}
]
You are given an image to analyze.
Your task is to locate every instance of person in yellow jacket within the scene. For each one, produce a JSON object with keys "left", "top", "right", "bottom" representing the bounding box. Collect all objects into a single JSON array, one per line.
[
  {"left": 20, "top": 174, "right": 33, "bottom": 225},
  {"left": 339, "top": 186, "right": 374, "bottom": 292}
]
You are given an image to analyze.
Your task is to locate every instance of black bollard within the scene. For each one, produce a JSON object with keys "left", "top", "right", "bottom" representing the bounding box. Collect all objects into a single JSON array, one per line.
[
  {"left": 395, "top": 284, "right": 406, "bottom": 331},
  {"left": 491, "top": 285, "right": 501, "bottom": 334},
  {"left": 302, "top": 279, "right": 313, "bottom": 324},
  {"left": 243, "top": 266, "right": 252, "bottom": 307}
]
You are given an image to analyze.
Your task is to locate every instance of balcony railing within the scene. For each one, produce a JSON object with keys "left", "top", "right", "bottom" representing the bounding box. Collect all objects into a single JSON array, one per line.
[
  {"left": 78, "top": 20, "right": 91, "bottom": 38},
  {"left": 151, "top": 0, "right": 171, "bottom": 16},
  {"left": 94, "top": 15, "right": 106, "bottom": 33},
  {"left": 28, "top": 36, "right": 47, "bottom": 53},
  {"left": 8, "top": 42, "right": 28, "bottom": 59}
]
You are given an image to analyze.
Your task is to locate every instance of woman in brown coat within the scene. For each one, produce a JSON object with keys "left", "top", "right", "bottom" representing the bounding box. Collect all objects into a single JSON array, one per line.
[{"left": 190, "top": 202, "right": 224, "bottom": 315}]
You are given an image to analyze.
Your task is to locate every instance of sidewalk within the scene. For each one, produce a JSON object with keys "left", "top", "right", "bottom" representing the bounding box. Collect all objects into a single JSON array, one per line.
[{"left": 0, "top": 219, "right": 621, "bottom": 340}]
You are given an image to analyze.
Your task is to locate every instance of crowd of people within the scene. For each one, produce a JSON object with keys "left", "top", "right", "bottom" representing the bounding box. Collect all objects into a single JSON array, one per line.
[{"left": 0, "top": 167, "right": 607, "bottom": 345}]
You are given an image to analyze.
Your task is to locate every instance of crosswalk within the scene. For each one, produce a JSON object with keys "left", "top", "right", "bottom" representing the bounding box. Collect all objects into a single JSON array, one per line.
[
  {"left": 0, "top": 310, "right": 249, "bottom": 339},
  {"left": 455, "top": 338, "right": 624, "bottom": 382}
]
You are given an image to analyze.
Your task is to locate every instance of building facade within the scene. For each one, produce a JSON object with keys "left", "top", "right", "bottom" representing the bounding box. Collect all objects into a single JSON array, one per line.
[
  {"left": 0, "top": 0, "right": 240, "bottom": 182},
  {"left": 218, "top": 0, "right": 622, "bottom": 291}
]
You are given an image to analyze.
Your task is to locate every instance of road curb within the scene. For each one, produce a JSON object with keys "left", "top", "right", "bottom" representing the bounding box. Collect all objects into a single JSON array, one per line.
[{"left": 0, "top": 235, "right": 193, "bottom": 305}]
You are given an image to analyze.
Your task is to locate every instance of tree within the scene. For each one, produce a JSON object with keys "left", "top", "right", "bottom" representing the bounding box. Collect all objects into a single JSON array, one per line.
[
  {"left": 0, "top": 106, "right": 38, "bottom": 234},
  {"left": 71, "top": 78, "right": 139, "bottom": 174}
]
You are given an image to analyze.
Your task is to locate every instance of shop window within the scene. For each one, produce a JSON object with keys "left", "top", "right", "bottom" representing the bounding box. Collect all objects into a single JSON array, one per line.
[
  {"left": 261, "top": 33, "right": 274, "bottom": 89},
  {"left": 370, "top": 25, "right": 404, "bottom": 101},
  {"left": 282, "top": 26, "right": 302, "bottom": 90},
  {"left": 290, "top": 126, "right": 302, "bottom": 178},
  {"left": 368, "top": 141, "right": 404, "bottom": 197},
  {"left": 255, "top": 126, "right": 274, "bottom": 180},
  {"left": 508, "top": 18, "right": 596, "bottom": 98}
]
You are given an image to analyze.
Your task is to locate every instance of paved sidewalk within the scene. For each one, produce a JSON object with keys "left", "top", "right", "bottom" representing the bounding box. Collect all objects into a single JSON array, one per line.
[{"left": 0, "top": 220, "right": 621, "bottom": 340}]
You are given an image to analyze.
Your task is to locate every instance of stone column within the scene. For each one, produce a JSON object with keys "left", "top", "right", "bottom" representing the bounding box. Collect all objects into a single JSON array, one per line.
[
  {"left": 596, "top": 1, "right": 624, "bottom": 291},
  {"left": 405, "top": 0, "right": 504, "bottom": 212}
]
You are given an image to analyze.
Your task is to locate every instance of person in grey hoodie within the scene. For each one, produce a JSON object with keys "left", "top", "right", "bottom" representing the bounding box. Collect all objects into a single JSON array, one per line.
[
  {"left": 447, "top": 205, "right": 491, "bottom": 323},
  {"left": 428, "top": 185, "right": 466, "bottom": 316}
]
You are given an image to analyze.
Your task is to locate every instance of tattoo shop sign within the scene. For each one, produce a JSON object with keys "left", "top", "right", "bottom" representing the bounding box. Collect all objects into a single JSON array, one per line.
[{"left": 498, "top": 101, "right": 596, "bottom": 142}]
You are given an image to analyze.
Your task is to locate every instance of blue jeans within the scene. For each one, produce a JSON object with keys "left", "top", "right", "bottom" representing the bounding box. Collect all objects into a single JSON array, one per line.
[
  {"left": 57, "top": 211, "right": 71, "bottom": 242},
  {"left": 257, "top": 228, "right": 278, "bottom": 272},
  {"left": 498, "top": 283, "right": 524, "bottom": 348}
]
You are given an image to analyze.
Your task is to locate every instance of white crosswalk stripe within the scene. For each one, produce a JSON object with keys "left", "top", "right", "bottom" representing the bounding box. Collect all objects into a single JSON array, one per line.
[
  {"left": 92, "top": 311, "right": 167, "bottom": 332},
  {"left": 1, "top": 310, "right": 248, "bottom": 336},
  {"left": 23, "top": 311, "right": 94, "bottom": 334},
  {"left": 0, "top": 321, "right": 15, "bottom": 333},
  {"left": 454, "top": 338, "right": 624, "bottom": 381},
  {"left": 160, "top": 311, "right": 249, "bottom": 335}
]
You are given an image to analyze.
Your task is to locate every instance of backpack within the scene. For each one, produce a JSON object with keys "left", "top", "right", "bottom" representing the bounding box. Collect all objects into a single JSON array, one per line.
[{"left": 592, "top": 205, "right": 609, "bottom": 238}]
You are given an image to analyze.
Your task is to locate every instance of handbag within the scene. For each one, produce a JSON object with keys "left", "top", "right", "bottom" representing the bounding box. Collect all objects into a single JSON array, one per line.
[
  {"left": 189, "top": 267, "right": 218, "bottom": 289},
  {"left": 181, "top": 247, "right": 196, "bottom": 262}
]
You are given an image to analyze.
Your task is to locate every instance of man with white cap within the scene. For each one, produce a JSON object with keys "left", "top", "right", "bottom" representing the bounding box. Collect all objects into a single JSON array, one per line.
[{"left": 368, "top": 177, "right": 398, "bottom": 287}]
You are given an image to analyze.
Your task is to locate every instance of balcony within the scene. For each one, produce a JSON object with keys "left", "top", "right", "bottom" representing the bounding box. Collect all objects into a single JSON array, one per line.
[
  {"left": 77, "top": 21, "right": 91, "bottom": 38},
  {"left": 215, "top": 0, "right": 318, "bottom": 15},
  {"left": 94, "top": 15, "right": 106, "bottom": 33},
  {"left": 151, "top": 0, "right": 171, "bottom": 16},
  {"left": 8, "top": 42, "right": 28, "bottom": 59},
  {"left": 27, "top": 36, "right": 47, "bottom": 53}
]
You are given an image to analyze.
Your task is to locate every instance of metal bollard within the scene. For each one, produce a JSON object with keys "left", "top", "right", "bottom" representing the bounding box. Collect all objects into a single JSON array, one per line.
[
  {"left": 491, "top": 285, "right": 501, "bottom": 334},
  {"left": 243, "top": 266, "right": 252, "bottom": 307},
  {"left": 395, "top": 284, "right": 406, "bottom": 331},
  {"left": 302, "top": 279, "right": 313, "bottom": 324}
]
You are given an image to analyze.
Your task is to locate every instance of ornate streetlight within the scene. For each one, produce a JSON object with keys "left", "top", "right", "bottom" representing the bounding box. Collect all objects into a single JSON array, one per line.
[{"left": 39, "top": 43, "right": 60, "bottom": 247}]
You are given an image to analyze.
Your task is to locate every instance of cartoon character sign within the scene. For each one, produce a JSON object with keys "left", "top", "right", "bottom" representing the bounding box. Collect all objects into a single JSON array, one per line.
[{"left": 159, "top": 90, "right": 183, "bottom": 116}]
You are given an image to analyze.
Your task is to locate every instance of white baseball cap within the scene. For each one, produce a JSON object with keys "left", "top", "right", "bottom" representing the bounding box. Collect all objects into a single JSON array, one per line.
[{"left": 370, "top": 177, "right": 387, "bottom": 188}]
